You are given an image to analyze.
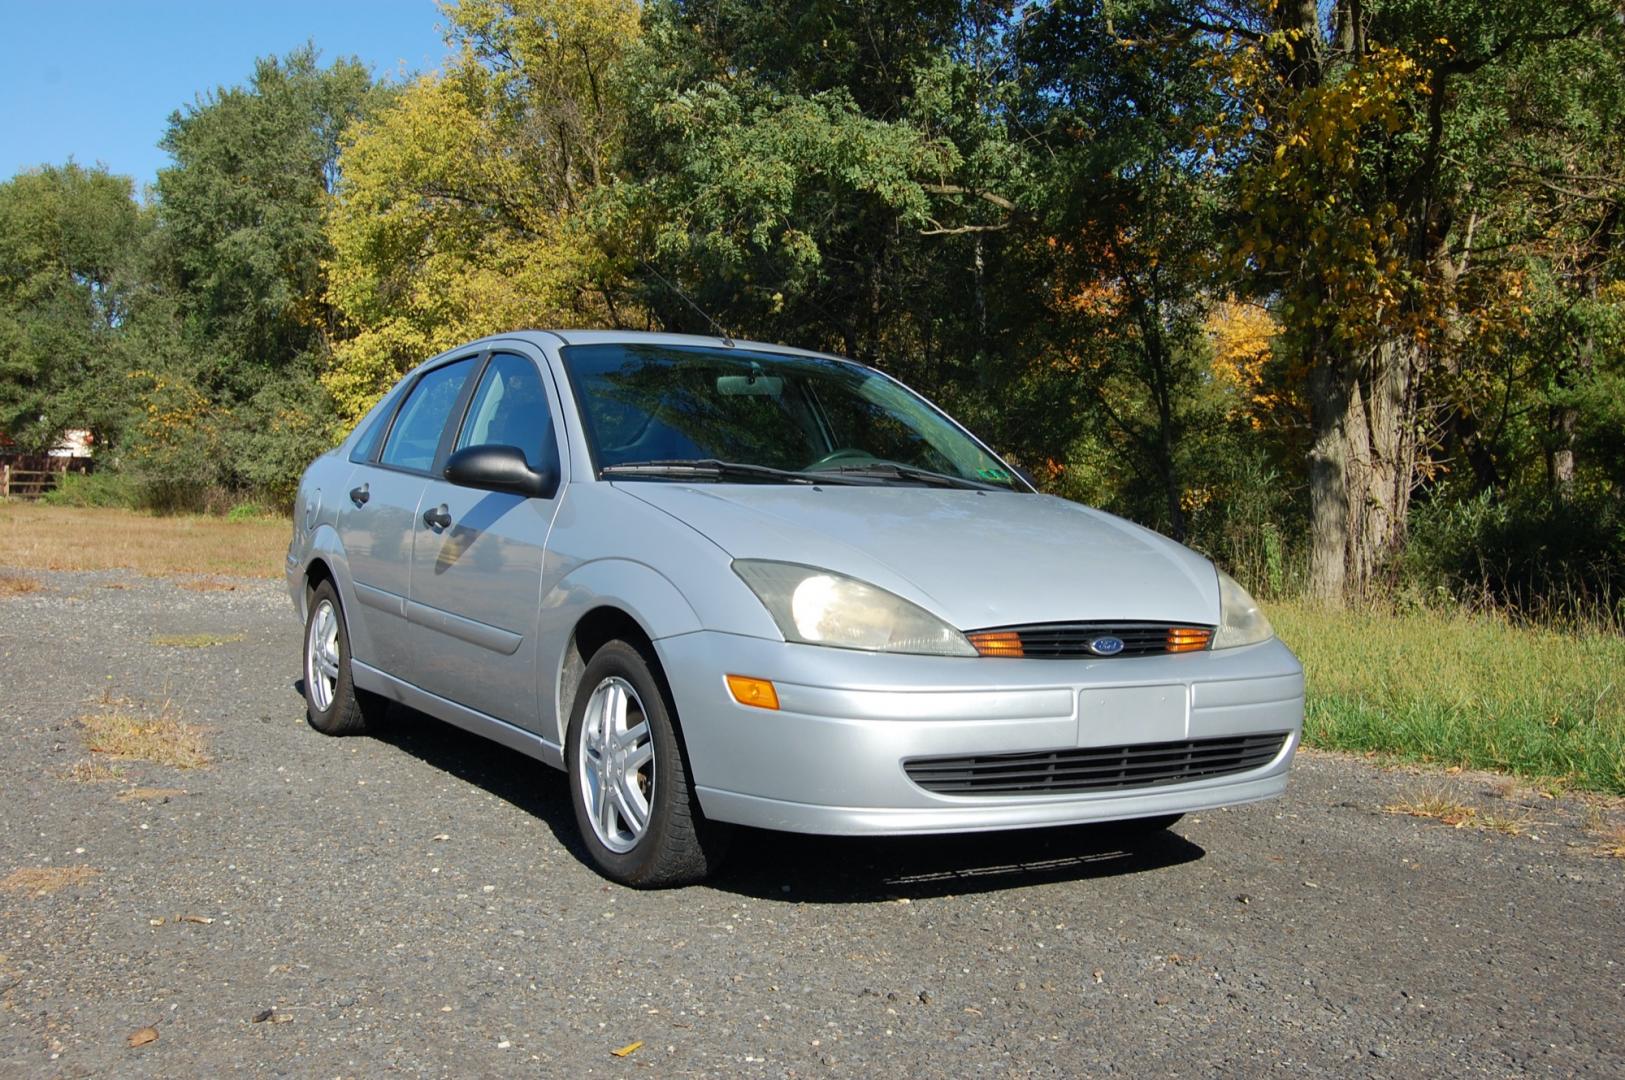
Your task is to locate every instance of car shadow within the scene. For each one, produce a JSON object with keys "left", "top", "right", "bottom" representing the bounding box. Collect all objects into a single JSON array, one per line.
[{"left": 333, "top": 695, "right": 1208, "bottom": 902}]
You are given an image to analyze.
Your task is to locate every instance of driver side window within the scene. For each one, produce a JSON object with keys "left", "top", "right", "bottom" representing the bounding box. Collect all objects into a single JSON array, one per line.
[{"left": 454, "top": 352, "right": 556, "bottom": 471}]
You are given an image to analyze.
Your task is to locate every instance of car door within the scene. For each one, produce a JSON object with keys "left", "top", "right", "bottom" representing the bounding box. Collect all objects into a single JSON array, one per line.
[
  {"left": 406, "top": 349, "right": 566, "bottom": 727},
  {"left": 336, "top": 354, "right": 481, "bottom": 678}
]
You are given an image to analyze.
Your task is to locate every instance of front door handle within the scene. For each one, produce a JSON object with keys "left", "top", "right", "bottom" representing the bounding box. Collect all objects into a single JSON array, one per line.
[
  {"left": 348, "top": 483, "right": 369, "bottom": 507},
  {"left": 423, "top": 504, "right": 452, "bottom": 531}
]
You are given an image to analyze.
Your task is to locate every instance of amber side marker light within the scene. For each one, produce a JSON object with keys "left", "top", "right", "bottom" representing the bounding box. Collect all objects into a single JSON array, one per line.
[
  {"left": 968, "top": 631, "right": 1025, "bottom": 658},
  {"left": 1166, "top": 627, "right": 1213, "bottom": 653},
  {"left": 726, "top": 674, "right": 780, "bottom": 710}
]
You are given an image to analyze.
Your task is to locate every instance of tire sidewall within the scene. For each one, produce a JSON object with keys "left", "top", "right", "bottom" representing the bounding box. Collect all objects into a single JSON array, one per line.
[{"left": 566, "top": 641, "right": 686, "bottom": 885}]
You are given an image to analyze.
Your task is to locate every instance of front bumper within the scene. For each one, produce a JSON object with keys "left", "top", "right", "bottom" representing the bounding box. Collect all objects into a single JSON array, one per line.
[{"left": 655, "top": 631, "right": 1304, "bottom": 835}]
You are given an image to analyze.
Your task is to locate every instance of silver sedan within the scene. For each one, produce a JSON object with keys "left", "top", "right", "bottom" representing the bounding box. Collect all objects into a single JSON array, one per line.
[{"left": 288, "top": 331, "right": 1303, "bottom": 886}]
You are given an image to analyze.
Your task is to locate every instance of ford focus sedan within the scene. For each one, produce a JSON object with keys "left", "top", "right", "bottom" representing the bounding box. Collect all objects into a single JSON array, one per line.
[{"left": 288, "top": 331, "right": 1303, "bottom": 887}]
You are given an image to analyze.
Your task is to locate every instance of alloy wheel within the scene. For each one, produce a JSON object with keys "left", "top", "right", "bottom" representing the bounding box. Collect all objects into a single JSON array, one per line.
[{"left": 577, "top": 676, "right": 656, "bottom": 853}]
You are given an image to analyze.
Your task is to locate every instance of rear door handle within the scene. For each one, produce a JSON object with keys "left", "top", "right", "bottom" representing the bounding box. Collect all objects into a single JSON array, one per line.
[
  {"left": 348, "top": 484, "right": 369, "bottom": 507},
  {"left": 423, "top": 504, "right": 452, "bottom": 531}
]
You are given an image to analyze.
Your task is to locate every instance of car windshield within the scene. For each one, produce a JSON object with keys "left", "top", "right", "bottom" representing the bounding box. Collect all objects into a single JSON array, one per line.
[{"left": 561, "top": 343, "right": 1022, "bottom": 490}]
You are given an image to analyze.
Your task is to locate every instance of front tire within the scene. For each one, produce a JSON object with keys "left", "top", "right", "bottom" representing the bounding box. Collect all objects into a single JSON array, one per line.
[
  {"left": 566, "top": 640, "right": 731, "bottom": 887},
  {"left": 303, "top": 580, "right": 388, "bottom": 736}
]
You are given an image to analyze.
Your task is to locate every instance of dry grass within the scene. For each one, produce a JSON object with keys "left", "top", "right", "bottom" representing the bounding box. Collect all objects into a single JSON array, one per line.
[
  {"left": 0, "top": 504, "right": 287, "bottom": 578},
  {"left": 0, "top": 571, "right": 44, "bottom": 595},
  {"left": 54, "top": 760, "right": 123, "bottom": 783},
  {"left": 0, "top": 866, "right": 99, "bottom": 897},
  {"left": 1386, "top": 790, "right": 1478, "bottom": 827},
  {"left": 150, "top": 632, "right": 246, "bottom": 648},
  {"left": 177, "top": 578, "right": 240, "bottom": 592},
  {"left": 80, "top": 698, "right": 210, "bottom": 770}
]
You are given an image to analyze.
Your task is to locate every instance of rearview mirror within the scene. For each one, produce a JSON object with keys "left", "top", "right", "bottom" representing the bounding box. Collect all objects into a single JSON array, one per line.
[{"left": 444, "top": 444, "right": 558, "bottom": 499}]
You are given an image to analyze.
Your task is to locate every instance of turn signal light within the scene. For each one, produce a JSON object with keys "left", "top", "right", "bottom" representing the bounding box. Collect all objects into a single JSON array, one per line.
[
  {"left": 968, "top": 631, "right": 1025, "bottom": 658},
  {"left": 726, "top": 674, "right": 780, "bottom": 710},
  {"left": 1166, "top": 627, "right": 1213, "bottom": 653}
]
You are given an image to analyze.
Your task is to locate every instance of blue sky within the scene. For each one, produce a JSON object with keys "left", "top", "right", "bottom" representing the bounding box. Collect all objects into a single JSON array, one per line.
[{"left": 1, "top": 0, "right": 449, "bottom": 194}]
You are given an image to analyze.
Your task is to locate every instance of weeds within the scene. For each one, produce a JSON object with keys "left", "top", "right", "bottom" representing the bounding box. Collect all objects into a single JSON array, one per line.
[
  {"left": 1274, "top": 600, "right": 1625, "bottom": 795},
  {"left": 0, "top": 572, "right": 43, "bottom": 595},
  {"left": 54, "top": 760, "right": 122, "bottom": 783},
  {"left": 80, "top": 695, "right": 210, "bottom": 770}
]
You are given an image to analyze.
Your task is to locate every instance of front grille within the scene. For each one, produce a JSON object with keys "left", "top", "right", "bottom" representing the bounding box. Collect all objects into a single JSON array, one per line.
[
  {"left": 967, "top": 621, "right": 1215, "bottom": 659},
  {"left": 904, "top": 732, "right": 1289, "bottom": 796}
]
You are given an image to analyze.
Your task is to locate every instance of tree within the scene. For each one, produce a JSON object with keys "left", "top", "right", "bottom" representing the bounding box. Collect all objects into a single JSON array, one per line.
[
  {"left": 0, "top": 163, "right": 145, "bottom": 452},
  {"left": 323, "top": 0, "right": 639, "bottom": 421},
  {"left": 1196, "top": 0, "right": 1624, "bottom": 600},
  {"left": 148, "top": 44, "right": 383, "bottom": 501},
  {"left": 155, "top": 44, "right": 380, "bottom": 399}
]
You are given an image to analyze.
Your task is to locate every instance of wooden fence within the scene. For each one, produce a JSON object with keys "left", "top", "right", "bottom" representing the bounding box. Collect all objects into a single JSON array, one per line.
[{"left": 0, "top": 456, "right": 91, "bottom": 500}]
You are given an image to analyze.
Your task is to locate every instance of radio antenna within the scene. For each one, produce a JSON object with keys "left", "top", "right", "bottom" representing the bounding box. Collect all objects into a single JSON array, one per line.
[{"left": 640, "top": 260, "right": 734, "bottom": 346}]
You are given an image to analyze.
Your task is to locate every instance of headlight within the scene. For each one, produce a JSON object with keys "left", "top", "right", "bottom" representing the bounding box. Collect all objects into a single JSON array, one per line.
[
  {"left": 1212, "top": 568, "right": 1273, "bottom": 649},
  {"left": 732, "top": 560, "right": 977, "bottom": 657}
]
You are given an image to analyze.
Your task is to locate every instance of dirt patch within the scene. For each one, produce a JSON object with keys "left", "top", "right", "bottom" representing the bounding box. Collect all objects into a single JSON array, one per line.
[
  {"left": 118, "top": 787, "right": 188, "bottom": 803},
  {"left": 151, "top": 632, "right": 246, "bottom": 648},
  {"left": 177, "top": 578, "right": 240, "bottom": 592},
  {"left": 0, "top": 866, "right": 99, "bottom": 897}
]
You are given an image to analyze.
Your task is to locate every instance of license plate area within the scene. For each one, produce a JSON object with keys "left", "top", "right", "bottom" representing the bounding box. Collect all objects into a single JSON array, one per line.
[{"left": 1077, "top": 684, "right": 1189, "bottom": 747}]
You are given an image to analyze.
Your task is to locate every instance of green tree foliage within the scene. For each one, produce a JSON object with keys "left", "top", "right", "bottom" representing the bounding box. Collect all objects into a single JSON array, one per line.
[
  {"left": 142, "top": 45, "right": 381, "bottom": 503},
  {"left": 0, "top": 163, "right": 145, "bottom": 452}
]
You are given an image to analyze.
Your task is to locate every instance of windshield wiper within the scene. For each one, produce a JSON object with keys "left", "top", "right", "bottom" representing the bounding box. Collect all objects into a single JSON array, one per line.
[
  {"left": 817, "top": 462, "right": 1003, "bottom": 491},
  {"left": 600, "top": 459, "right": 869, "bottom": 485}
]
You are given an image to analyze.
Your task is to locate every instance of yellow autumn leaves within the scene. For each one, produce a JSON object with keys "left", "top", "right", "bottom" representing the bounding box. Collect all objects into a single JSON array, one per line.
[{"left": 321, "top": 0, "right": 641, "bottom": 421}]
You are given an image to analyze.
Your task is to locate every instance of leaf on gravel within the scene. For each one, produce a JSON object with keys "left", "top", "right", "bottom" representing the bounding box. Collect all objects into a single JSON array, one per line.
[
  {"left": 252, "top": 1008, "right": 275, "bottom": 1023},
  {"left": 610, "top": 1040, "right": 644, "bottom": 1057},
  {"left": 127, "top": 1026, "right": 158, "bottom": 1047}
]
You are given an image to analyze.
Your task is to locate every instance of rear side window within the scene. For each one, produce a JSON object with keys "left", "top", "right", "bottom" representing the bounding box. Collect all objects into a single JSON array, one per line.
[
  {"left": 454, "top": 352, "right": 557, "bottom": 471},
  {"left": 379, "top": 358, "right": 476, "bottom": 472}
]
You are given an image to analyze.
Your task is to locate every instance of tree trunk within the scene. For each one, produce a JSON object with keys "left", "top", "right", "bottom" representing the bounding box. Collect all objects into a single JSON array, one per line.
[{"left": 1307, "top": 342, "right": 1351, "bottom": 602}]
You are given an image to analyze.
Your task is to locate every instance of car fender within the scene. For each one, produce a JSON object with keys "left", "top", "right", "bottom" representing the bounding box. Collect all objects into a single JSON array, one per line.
[{"left": 538, "top": 558, "right": 705, "bottom": 745}]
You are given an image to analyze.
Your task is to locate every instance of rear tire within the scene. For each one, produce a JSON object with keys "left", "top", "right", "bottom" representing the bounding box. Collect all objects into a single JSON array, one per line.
[
  {"left": 566, "top": 640, "right": 731, "bottom": 887},
  {"left": 303, "top": 580, "right": 389, "bottom": 736}
]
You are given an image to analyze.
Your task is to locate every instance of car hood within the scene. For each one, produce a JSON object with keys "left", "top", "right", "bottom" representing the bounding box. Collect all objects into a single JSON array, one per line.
[{"left": 615, "top": 483, "right": 1220, "bottom": 629}]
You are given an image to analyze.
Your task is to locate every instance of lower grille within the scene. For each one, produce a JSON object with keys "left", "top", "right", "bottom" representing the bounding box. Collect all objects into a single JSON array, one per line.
[{"left": 904, "top": 732, "right": 1289, "bottom": 796}]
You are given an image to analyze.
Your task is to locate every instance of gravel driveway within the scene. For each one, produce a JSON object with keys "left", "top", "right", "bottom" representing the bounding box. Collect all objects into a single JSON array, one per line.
[{"left": 1, "top": 570, "right": 1620, "bottom": 1078}]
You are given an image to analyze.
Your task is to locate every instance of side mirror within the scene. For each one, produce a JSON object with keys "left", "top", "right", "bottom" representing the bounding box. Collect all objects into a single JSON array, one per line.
[{"left": 443, "top": 444, "right": 558, "bottom": 499}]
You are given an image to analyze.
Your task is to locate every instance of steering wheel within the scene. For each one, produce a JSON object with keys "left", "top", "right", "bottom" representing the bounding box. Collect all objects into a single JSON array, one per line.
[{"left": 806, "top": 447, "right": 877, "bottom": 470}]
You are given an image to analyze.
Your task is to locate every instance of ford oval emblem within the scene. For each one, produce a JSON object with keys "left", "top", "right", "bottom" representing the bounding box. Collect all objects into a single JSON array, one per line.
[{"left": 1088, "top": 636, "right": 1126, "bottom": 656}]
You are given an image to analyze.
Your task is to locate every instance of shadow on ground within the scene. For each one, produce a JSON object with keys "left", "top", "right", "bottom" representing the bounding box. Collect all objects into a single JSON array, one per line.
[{"left": 327, "top": 695, "right": 1208, "bottom": 903}]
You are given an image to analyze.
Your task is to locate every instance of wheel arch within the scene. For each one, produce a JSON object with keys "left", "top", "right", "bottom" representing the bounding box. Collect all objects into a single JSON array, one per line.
[{"left": 543, "top": 558, "right": 703, "bottom": 747}]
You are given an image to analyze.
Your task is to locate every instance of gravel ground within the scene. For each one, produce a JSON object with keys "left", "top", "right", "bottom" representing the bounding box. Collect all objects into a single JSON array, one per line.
[{"left": 0, "top": 569, "right": 1621, "bottom": 1079}]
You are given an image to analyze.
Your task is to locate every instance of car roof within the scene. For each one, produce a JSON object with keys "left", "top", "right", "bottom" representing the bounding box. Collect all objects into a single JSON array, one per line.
[{"left": 475, "top": 329, "right": 858, "bottom": 365}]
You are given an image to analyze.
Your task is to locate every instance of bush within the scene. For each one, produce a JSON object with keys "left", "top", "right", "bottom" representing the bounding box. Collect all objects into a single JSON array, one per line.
[
  {"left": 225, "top": 502, "right": 271, "bottom": 521},
  {"left": 38, "top": 470, "right": 140, "bottom": 509},
  {"left": 1403, "top": 489, "right": 1625, "bottom": 623}
]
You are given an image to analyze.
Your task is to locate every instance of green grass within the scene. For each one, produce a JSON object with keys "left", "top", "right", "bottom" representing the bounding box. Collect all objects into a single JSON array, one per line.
[{"left": 1272, "top": 600, "right": 1625, "bottom": 794}]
